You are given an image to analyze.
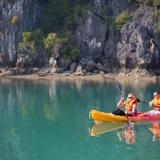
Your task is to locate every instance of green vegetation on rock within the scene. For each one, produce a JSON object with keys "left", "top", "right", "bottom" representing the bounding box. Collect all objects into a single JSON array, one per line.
[
  {"left": 116, "top": 11, "right": 131, "bottom": 30},
  {"left": 18, "top": 30, "right": 79, "bottom": 60},
  {"left": 44, "top": 33, "right": 60, "bottom": 57},
  {"left": 130, "top": 0, "right": 160, "bottom": 5},
  {"left": 11, "top": 15, "right": 19, "bottom": 25},
  {"left": 44, "top": 32, "right": 79, "bottom": 59},
  {"left": 60, "top": 32, "right": 80, "bottom": 59},
  {"left": 18, "top": 32, "right": 36, "bottom": 54},
  {"left": 31, "top": 28, "right": 44, "bottom": 46},
  {"left": 31, "top": 0, "right": 81, "bottom": 59}
]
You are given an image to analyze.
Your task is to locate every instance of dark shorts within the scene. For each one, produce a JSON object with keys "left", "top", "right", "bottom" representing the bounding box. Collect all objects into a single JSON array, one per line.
[{"left": 112, "top": 109, "right": 126, "bottom": 116}]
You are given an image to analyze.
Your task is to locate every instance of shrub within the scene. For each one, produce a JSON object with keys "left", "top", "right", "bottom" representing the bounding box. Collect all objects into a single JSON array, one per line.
[
  {"left": 60, "top": 32, "right": 80, "bottom": 59},
  {"left": 18, "top": 32, "right": 36, "bottom": 54},
  {"left": 153, "top": 0, "right": 160, "bottom": 6},
  {"left": 116, "top": 11, "right": 131, "bottom": 30},
  {"left": 154, "top": 9, "right": 160, "bottom": 17},
  {"left": 31, "top": 28, "right": 44, "bottom": 46},
  {"left": 11, "top": 16, "right": 19, "bottom": 25},
  {"left": 44, "top": 33, "right": 60, "bottom": 57},
  {"left": 43, "top": 32, "right": 80, "bottom": 59},
  {"left": 130, "top": 0, "right": 160, "bottom": 5}
]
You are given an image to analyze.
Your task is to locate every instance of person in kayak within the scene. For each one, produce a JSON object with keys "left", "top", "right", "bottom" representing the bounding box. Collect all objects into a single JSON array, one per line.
[
  {"left": 149, "top": 91, "right": 160, "bottom": 111},
  {"left": 112, "top": 93, "right": 139, "bottom": 116}
]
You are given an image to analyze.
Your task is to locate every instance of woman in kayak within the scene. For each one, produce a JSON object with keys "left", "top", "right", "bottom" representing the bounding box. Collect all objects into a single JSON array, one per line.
[
  {"left": 149, "top": 91, "right": 160, "bottom": 111},
  {"left": 112, "top": 93, "right": 139, "bottom": 116}
]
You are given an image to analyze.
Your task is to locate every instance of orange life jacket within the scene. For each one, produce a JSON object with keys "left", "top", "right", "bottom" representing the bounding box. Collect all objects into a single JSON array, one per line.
[
  {"left": 124, "top": 97, "right": 138, "bottom": 112},
  {"left": 152, "top": 96, "right": 160, "bottom": 108}
]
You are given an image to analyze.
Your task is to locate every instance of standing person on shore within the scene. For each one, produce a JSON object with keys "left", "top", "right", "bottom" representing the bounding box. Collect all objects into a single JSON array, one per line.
[{"left": 112, "top": 93, "right": 139, "bottom": 116}]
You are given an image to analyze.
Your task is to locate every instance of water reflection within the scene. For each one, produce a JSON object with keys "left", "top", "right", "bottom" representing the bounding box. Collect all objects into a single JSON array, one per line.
[
  {"left": 90, "top": 122, "right": 137, "bottom": 144},
  {"left": 90, "top": 119, "right": 160, "bottom": 144},
  {"left": 117, "top": 123, "right": 136, "bottom": 144},
  {"left": 149, "top": 120, "right": 160, "bottom": 142},
  {"left": 0, "top": 79, "right": 60, "bottom": 122},
  {"left": 90, "top": 122, "right": 125, "bottom": 136},
  {"left": 0, "top": 78, "right": 160, "bottom": 160}
]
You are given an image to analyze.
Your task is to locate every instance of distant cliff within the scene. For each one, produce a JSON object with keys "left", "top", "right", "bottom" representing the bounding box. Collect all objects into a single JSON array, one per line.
[
  {"left": 0, "top": 0, "right": 160, "bottom": 76},
  {"left": 0, "top": 0, "right": 41, "bottom": 65}
]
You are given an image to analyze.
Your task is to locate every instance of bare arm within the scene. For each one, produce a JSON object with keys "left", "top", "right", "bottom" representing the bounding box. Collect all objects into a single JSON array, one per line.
[
  {"left": 117, "top": 98, "right": 125, "bottom": 107},
  {"left": 149, "top": 100, "right": 154, "bottom": 108},
  {"left": 132, "top": 104, "right": 137, "bottom": 114}
]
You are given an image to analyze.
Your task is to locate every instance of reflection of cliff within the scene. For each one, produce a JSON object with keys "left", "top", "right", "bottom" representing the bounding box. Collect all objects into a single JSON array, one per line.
[
  {"left": 48, "top": 80, "right": 57, "bottom": 97},
  {"left": 0, "top": 88, "right": 28, "bottom": 159},
  {"left": 0, "top": 79, "right": 62, "bottom": 159},
  {"left": 0, "top": 127, "right": 29, "bottom": 160},
  {"left": 0, "top": 79, "right": 60, "bottom": 121}
]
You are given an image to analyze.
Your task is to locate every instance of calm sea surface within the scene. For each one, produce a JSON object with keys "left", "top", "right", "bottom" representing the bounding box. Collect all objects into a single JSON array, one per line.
[{"left": 0, "top": 78, "right": 160, "bottom": 160}]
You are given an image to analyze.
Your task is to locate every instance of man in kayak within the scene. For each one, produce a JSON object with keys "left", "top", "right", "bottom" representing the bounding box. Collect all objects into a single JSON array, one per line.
[
  {"left": 149, "top": 91, "right": 160, "bottom": 111},
  {"left": 112, "top": 93, "right": 139, "bottom": 116}
]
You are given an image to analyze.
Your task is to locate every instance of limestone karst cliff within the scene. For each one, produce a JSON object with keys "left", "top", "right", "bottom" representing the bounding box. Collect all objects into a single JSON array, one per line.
[
  {"left": 0, "top": 0, "right": 160, "bottom": 76},
  {"left": 0, "top": 0, "right": 41, "bottom": 65}
]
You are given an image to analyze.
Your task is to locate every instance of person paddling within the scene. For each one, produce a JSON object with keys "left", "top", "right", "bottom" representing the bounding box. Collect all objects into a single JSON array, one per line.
[
  {"left": 149, "top": 91, "right": 160, "bottom": 111},
  {"left": 112, "top": 93, "right": 139, "bottom": 116}
]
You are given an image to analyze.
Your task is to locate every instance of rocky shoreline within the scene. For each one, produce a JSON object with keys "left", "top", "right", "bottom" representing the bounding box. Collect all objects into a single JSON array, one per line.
[
  {"left": 0, "top": 66, "right": 159, "bottom": 83},
  {"left": 1, "top": 1, "right": 160, "bottom": 80}
]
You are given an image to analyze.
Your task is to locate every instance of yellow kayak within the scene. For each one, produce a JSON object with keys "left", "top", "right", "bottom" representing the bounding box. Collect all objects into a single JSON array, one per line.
[
  {"left": 90, "top": 110, "right": 160, "bottom": 123},
  {"left": 90, "top": 110, "right": 128, "bottom": 122},
  {"left": 90, "top": 122, "right": 125, "bottom": 136}
]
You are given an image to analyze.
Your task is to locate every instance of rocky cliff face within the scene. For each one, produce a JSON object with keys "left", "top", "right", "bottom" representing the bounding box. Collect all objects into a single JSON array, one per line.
[
  {"left": 117, "top": 5, "right": 160, "bottom": 72},
  {"left": 75, "top": 0, "right": 136, "bottom": 73},
  {"left": 0, "top": 0, "right": 41, "bottom": 65},
  {"left": 75, "top": 1, "right": 160, "bottom": 75},
  {"left": 0, "top": 0, "right": 160, "bottom": 76}
]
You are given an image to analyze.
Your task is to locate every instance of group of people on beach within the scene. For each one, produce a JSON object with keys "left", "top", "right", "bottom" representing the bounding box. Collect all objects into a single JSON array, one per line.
[{"left": 112, "top": 91, "right": 160, "bottom": 116}]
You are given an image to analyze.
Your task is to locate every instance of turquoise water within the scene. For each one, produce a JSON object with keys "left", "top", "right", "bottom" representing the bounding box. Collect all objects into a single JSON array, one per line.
[{"left": 0, "top": 78, "right": 160, "bottom": 160}]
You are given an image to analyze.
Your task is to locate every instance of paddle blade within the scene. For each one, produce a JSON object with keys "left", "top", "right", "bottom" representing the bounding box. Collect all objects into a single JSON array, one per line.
[
  {"left": 116, "top": 82, "right": 123, "bottom": 98},
  {"left": 117, "top": 83, "right": 122, "bottom": 92}
]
